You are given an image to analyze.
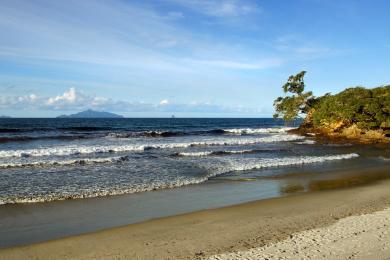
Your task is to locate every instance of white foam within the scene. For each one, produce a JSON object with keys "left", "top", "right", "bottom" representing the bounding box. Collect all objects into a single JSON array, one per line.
[
  {"left": 296, "top": 140, "right": 316, "bottom": 145},
  {"left": 177, "top": 151, "right": 214, "bottom": 157},
  {"left": 0, "top": 134, "right": 305, "bottom": 158},
  {"left": 0, "top": 156, "right": 130, "bottom": 168},
  {"left": 224, "top": 127, "right": 295, "bottom": 135},
  {"left": 106, "top": 131, "right": 165, "bottom": 138},
  {"left": 0, "top": 176, "right": 207, "bottom": 205},
  {"left": 208, "top": 153, "right": 360, "bottom": 177},
  {"left": 0, "top": 145, "right": 144, "bottom": 158},
  {"left": 0, "top": 153, "right": 359, "bottom": 205},
  {"left": 177, "top": 150, "right": 255, "bottom": 157}
]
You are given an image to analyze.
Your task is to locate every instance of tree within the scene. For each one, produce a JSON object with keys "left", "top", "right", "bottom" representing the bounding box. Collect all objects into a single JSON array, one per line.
[
  {"left": 273, "top": 71, "right": 313, "bottom": 122},
  {"left": 310, "top": 86, "right": 390, "bottom": 129}
]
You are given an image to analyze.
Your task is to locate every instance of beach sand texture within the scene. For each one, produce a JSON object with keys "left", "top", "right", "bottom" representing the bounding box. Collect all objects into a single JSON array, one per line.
[
  {"left": 1, "top": 179, "right": 390, "bottom": 259},
  {"left": 210, "top": 207, "right": 390, "bottom": 260}
]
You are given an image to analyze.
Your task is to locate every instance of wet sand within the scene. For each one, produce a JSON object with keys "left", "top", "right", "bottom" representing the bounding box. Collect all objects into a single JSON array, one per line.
[
  {"left": 0, "top": 164, "right": 389, "bottom": 249},
  {"left": 1, "top": 177, "right": 390, "bottom": 259}
]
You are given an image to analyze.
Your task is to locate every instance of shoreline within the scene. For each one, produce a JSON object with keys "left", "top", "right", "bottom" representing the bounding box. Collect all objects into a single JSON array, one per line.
[{"left": 1, "top": 178, "right": 390, "bottom": 259}]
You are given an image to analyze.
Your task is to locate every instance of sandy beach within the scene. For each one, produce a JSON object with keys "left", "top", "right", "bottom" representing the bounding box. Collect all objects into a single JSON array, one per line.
[
  {"left": 210, "top": 207, "right": 390, "bottom": 259},
  {"left": 1, "top": 177, "right": 390, "bottom": 260}
]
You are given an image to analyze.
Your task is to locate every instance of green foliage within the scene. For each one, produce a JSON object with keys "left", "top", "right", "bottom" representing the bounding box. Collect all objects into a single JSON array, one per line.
[
  {"left": 273, "top": 71, "right": 313, "bottom": 122},
  {"left": 273, "top": 71, "right": 389, "bottom": 130},
  {"left": 311, "top": 85, "right": 390, "bottom": 130},
  {"left": 282, "top": 71, "right": 306, "bottom": 94}
]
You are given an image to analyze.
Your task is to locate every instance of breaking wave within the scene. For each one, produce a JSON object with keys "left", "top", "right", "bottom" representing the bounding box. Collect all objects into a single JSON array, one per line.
[
  {"left": 296, "top": 139, "right": 316, "bottom": 145},
  {"left": 214, "top": 153, "right": 360, "bottom": 174},
  {"left": 222, "top": 127, "right": 295, "bottom": 135},
  {"left": 0, "top": 153, "right": 359, "bottom": 205},
  {"left": 0, "top": 134, "right": 305, "bottom": 158},
  {"left": 174, "top": 149, "right": 279, "bottom": 157},
  {"left": 106, "top": 127, "right": 295, "bottom": 138},
  {"left": 0, "top": 156, "right": 131, "bottom": 168},
  {"left": 0, "top": 127, "right": 296, "bottom": 143}
]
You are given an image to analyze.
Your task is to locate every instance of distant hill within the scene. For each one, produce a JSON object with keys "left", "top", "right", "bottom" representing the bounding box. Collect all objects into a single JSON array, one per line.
[
  {"left": 0, "top": 115, "right": 11, "bottom": 118},
  {"left": 57, "top": 109, "right": 124, "bottom": 118}
]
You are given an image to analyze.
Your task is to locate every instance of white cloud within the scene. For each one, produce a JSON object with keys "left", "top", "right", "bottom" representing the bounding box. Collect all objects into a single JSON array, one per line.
[
  {"left": 47, "top": 87, "right": 77, "bottom": 105},
  {"left": 29, "top": 94, "right": 37, "bottom": 101},
  {"left": 0, "top": 87, "right": 259, "bottom": 114},
  {"left": 159, "top": 99, "right": 170, "bottom": 105}
]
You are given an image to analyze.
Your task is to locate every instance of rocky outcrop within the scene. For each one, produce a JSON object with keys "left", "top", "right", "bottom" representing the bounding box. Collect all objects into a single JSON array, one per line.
[{"left": 294, "top": 116, "right": 389, "bottom": 144}]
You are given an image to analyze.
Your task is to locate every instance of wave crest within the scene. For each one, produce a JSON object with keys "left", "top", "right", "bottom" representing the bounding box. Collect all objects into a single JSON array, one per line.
[
  {"left": 223, "top": 127, "right": 295, "bottom": 135},
  {"left": 0, "top": 153, "right": 359, "bottom": 205},
  {"left": 217, "top": 153, "right": 359, "bottom": 173},
  {"left": 0, "top": 156, "right": 131, "bottom": 168},
  {"left": 175, "top": 149, "right": 264, "bottom": 157},
  {"left": 0, "top": 134, "right": 305, "bottom": 158}
]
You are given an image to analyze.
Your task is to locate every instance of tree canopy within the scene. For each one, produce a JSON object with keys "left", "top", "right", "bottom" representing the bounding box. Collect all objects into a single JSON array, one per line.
[
  {"left": 273, "top": 71, "right": 390, "bottom": 131},
  {"left": 310, "top": 86, "right": 390, "bottom": 129},
  {"left": 273, "top": 71, "right": 313, "bottom": 122}
]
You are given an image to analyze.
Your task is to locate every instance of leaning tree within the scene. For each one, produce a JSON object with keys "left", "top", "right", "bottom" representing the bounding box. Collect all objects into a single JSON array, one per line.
[{"left": 273, "top": 71, "right": 314, "bottom": 123}]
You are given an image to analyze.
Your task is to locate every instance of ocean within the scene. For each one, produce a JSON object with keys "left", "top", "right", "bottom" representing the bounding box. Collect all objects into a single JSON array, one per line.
[
  {"left": 0, "top": 118, "right": 389, "bottom": 247},
  {"left": 1, "top": 117, "right": 387, "bottom": 205}
]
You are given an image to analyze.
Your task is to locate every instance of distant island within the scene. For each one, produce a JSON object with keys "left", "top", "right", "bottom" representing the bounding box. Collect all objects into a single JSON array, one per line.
[
  {"left": 57, "top": 109, "right": 124, "bottom": 118},
  {"left": 0, "top": 115, "right": 11, "bottom": 118},
  {"left": 274, "top": 71, "right": 389, "bottom": 143}
]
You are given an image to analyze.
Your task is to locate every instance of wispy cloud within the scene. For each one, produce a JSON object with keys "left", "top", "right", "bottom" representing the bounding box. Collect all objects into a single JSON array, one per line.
[
  {"left": 274, "top": 35, "right": 333, "bottom": 58},
  {"left": 0, "top": 0, "right": 269, "bottom": 73},
  {"left": 193, "top": 58, "right": 283, "bottom": 70},
  {"left": 168, "top": 0, "right": 261, "bottom": 17},
  {"left": 0, "top": 0, "right": 365, "bottom": 117},
  {"left": 294, "top": 47, "right": 331, "bottom": 55},
  {"left": 166, "top": 11, "right": 185, "bottom": 20}
]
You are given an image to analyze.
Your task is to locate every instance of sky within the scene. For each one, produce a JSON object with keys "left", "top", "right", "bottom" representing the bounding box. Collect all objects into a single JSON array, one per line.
[{"left": 0, "top": 0, "right": 389, "bottom": 117}]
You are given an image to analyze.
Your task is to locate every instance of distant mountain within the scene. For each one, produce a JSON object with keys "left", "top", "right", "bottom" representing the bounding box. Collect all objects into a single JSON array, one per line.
[
  {"left": 0, "top": 115, "right": 11, "bottom": 118},
  {"left": 57, "top": 109, "right": 124, "bottom": 118}
]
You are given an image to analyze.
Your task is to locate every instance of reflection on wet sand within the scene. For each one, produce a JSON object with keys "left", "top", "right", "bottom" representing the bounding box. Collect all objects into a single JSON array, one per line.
[{"left": 279, "top": 167, "right": 390, "bottom": 194}]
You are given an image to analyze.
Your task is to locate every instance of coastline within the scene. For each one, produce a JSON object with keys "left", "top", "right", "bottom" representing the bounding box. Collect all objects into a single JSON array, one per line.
[
  {"left": 1, "top": 177, "right": 390, "bottom": 259},
  {"left": 289, "top": 124, "right": 390, "bottom": 145}
]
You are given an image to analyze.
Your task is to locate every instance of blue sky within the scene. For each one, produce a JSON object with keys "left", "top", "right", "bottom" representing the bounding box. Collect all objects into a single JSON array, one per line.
[{"left": 0, "top": 0, "right": 389, "bottom": 117}]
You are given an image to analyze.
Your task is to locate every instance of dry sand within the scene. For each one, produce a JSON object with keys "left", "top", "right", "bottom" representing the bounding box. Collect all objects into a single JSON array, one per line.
[
  {"left": 1, "top": 180, "right": 390, "bottom": 260},
  {"left": 210, "top": 207, "right": 390, "bottom": 260}
]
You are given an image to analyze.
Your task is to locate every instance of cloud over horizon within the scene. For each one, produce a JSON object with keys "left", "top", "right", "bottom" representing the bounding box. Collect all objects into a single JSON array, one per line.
[{"left": 0, "top": 87, "right": 261, "bottom": 115}]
